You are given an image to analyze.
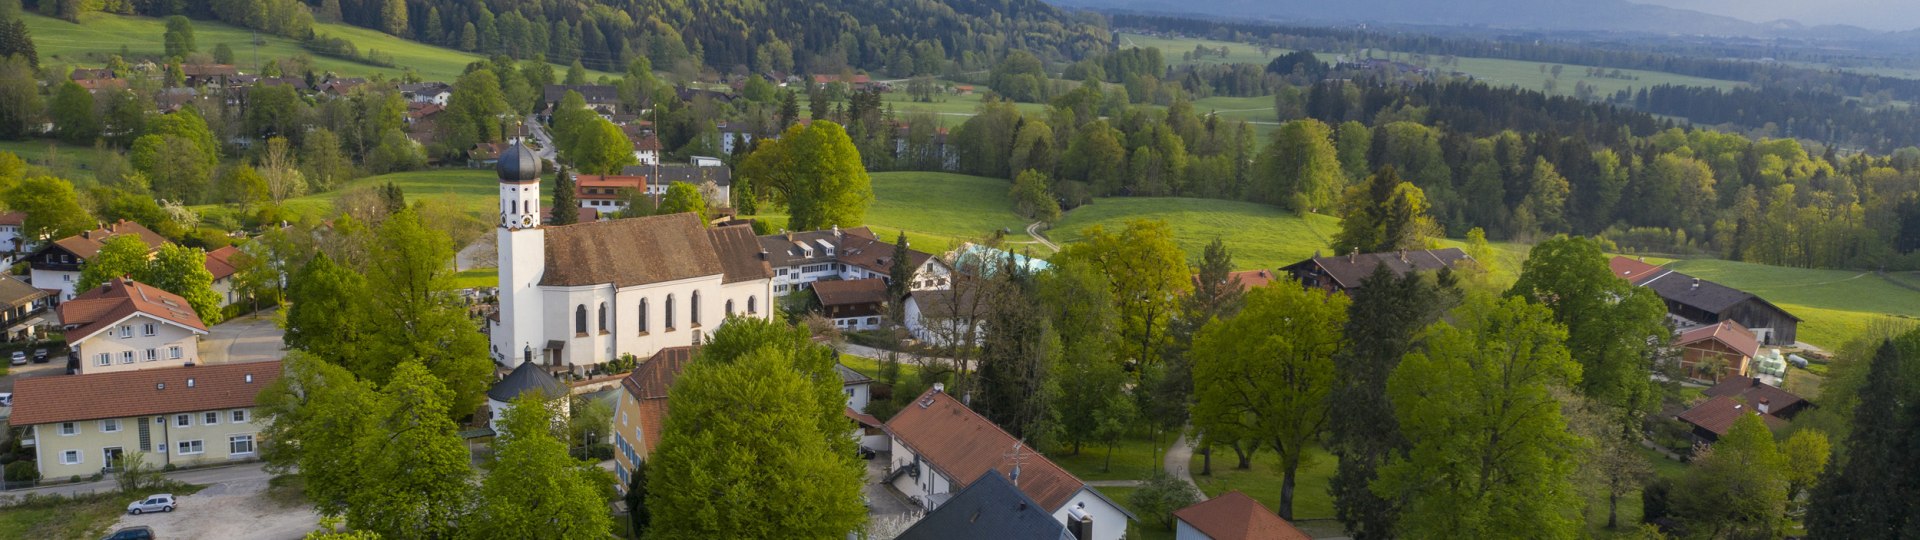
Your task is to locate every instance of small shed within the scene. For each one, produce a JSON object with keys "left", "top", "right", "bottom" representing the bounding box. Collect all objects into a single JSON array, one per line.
[{"left": 486, "top": 361, "right": 571, "bottom": 432}]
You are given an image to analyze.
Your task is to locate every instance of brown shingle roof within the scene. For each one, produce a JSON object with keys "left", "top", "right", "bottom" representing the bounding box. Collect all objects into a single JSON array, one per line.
[
  {"left": 0, "top": 274, "right": 47, "bottom": 306},
  {"left": 620, "top": 347, "right": 694, "bottom": 454},
  {"left": 1286, "top": 248, "right": 1468, "bottom": 290},
  {"left": 48, "top": 220, "right": 165, "bottom": 260},
  {"left": 884, "top": 388, "right": 1088, "bottom": 512},
  {"left": 539, "top": 213, "right": 724, "bottom": 287},
  {"left": 59, "top": 278, "right": 209, "bottom": 342},
  {"left": 1173, "top": 491, "right": 1313, "bottom": 540},
  {"left": 1676, "top": 320, "right": 1759, "bottom": 359},
  {"left": 1702, "top": 376, "right": 1806, "bottom": 413},
  {"left": 1678, "top": 395, "right": 1789, "bottom": 436},
  {"left": 10, "top": 360, "right": 282, "bottom": 425},
  {"left": 705, "top": 225, "right": 773, "bottom": 284},
  {"left": 811, "top": 278, "right": 889, "bottom": 308},
  {"left": 204, "top": 245, "right": 241, "bottom": 281}
]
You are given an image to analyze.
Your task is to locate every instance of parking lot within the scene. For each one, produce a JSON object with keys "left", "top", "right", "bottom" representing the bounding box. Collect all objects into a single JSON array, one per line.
[{"left": 105, "top": 469, "right": 320, "bottom": 540}]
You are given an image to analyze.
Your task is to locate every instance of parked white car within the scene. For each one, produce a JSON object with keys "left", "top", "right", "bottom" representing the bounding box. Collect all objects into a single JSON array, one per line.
[
  {"left": 0, "top": 392, "right": 11, "bottom": 407},
  {"left": 126, "top": 494, "right": 175, "bottom": 515}
]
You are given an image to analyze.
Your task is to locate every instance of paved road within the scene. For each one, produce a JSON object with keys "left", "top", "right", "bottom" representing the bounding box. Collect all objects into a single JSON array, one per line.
[
  {"left": 524, "top": 114, "right": 557, "bottom": 161},
  {"left": 1026, "top": 221, "right": 1059, "bottom": 253},
  {"left": 199, "top": 310, "right": 285, "bottom": 366},
  {"left": 1166, "top": 430, "right": 1205, "bottom": 501}
]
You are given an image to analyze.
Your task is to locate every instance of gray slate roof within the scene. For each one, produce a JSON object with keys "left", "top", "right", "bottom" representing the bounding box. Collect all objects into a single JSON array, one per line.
[
  {"left": 1640, "top": 271, "right": 1801, "bottom": 321},
  {"left": 893, "top": 470, "right": 1074, "bottom": 540},
  {"left": 487, "top": 361, "right": 569, "bottom": 402}
]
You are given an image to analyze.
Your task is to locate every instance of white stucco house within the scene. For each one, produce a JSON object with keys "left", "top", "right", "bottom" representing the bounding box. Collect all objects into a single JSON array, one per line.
[
  {"left": 758, "top": 227, "right": 952, "bottom": 298},
  {"left": 487, "top": 142, "right": 774, "bottom": 372},
  {"left": 26, "top": 220, "right": 167, "bottom": 302},
  {"left": 884, "top": 386, "right": 1134, "bottom": 540},
  {"left": 903, "top": 289, "right": 985, "bottom": 347},
  {"left": 60, "top": 278, "right": 209, "bottom": 375}
]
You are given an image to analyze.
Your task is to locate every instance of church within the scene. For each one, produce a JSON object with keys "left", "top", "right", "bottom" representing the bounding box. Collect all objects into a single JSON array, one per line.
[{"left": 487, "top": 141, "right": 775, "bottom": 370}]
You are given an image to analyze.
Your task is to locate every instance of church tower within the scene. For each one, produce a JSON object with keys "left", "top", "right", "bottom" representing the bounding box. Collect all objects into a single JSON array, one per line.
[{"left": 495, "top": 141, "right": 546, "bottom": 367}]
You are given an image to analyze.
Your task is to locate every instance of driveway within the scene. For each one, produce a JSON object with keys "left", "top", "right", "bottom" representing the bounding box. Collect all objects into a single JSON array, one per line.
[
  {"left": 865, "top": 451, "right": 919, "bottom": 523},
  {"left": 199, "top": 310, "right": 285, "bottom": 366},
  {"left": 104, "top": 463, "right": 319, "bottom": 540}
]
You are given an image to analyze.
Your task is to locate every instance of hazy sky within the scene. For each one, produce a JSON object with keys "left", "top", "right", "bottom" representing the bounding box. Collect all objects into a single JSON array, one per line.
[{"left": 1639, "top": 0, "right": 1920, "bottom": 31}]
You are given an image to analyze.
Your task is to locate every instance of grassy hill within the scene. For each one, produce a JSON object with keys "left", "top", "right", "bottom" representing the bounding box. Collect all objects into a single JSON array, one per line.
[
  {"left": 1121, "top": 32, "right": 1743, "bottom": 100},
  {"left": 26, "top": 12, "right": 612, "bottom": 82},
  {"left": 1661, "top": 259, "right": 1920, "bottom": 349},
  {"left": 752, "top": 171, "right": 1041, "bottom": 256},
  {"left": 1050, "top": 197, "right": 1342, "bottom": 270}
]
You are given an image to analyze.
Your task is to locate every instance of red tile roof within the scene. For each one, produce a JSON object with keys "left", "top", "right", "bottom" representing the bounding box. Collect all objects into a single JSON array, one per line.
[
  {"left": 49, "top": 220, "right": 165, "bottom": 260},
  {"left": 1702, "top": 376, "right": 1806, "bottom": 414},
  {"left": 620, "top": 347, "right": 695, "bottom": 454},
  {"left": 885, "top": 388, "right": 1088, "bottom": 512},
  {"left": 59, "top": 278, "right": 209, "bottom": 343},
  {"left": 1196, "top": 269, "right": 1277, "bottom": 291},
  {"left": 1676, "top": 320, "right": 1759, "bottom": 360},
  {"left": 203, "top": 245, "right": 241, "bottom": 281},
  {"left": 1173, "top": 491, "right": 1313, "bottom": 540},
  {"left": 10, "top": 360, "right": 282, "bottom": 425},
  {"left": 1608, "top": 256, "right": 1667, "bottom": 285},
  {"left": 0, "top": 211, "right": 22, "bottom": 226},
  {"left": 1678, "top": 395, "right": 1789, "bottom": 437},
  {"left": 574, "top": 175, "right": 649, "bottom": 200}
]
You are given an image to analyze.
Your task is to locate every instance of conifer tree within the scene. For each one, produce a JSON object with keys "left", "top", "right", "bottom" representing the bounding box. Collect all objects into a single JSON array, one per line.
[
  {"left": 1807, "top": 340, "right": 1919, "bottom": 538},
  {"left": 549, "top": 166, "right": 578, "bottom": 225}
]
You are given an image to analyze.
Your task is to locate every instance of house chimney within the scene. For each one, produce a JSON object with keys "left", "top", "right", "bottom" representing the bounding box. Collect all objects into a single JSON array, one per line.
[
  {"left": 1691, "top": 277, "right": 1701, "bottom": 290},
  {"left": 1349, "top": 247, "right": 1359, "bottom": 263},
  {"left": 1757, "top": 398, "right": 1771, "bottom": 415},
  {"left": 833, "top": 224, "right": 842, "bottom": 238},
  {"left": 932, "top": 382, "right": 944, "bottom": 394},
  {"left": 1067, "top": 503, "right": 1094, "bottom": 540}
]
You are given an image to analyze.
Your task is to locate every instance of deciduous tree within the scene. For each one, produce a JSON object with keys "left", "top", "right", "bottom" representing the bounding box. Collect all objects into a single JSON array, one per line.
[
  {"left": 50, "top": 81, "right": 99, "bottom": 144},
  {"left": 78, "top": 234, "right": 150, "bottom": 293},
  {"left": 471, "top": 395, "right": 612, "bottom": 539},
  {"left": 361, "top": 209, "right": 493, "bottom": 416},
  {"left": 137, "top": 244, "right": 225, "bottom": 325},
  {"left": 655, "top": 181, "right": 707, "bottom": 223},
  {"left": 255, "top": 352, "right": 376, "bottom": 516},
  {"left": 1190, "top": 283, "right": 1347, "bottom": 519},
  {"left": 347, "top": 361, "right": 472, "bottom": 539},
  {"left": 5, "top": 176, "right": 94, "bottom": 239},
  {"left": 1674, "top": 415, "right": 1788, "bottom": 539}
]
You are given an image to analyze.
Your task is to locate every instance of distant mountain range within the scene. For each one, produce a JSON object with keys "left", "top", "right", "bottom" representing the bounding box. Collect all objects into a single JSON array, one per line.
[{"left": 1047, "top": 0, "right": 1895, "bottom": 38}]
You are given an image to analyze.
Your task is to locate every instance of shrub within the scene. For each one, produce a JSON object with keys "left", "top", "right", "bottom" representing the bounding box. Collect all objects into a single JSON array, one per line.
[
  {"left": 1128, "top": 471, "right": 1201, "bottom": 530},
  {"left": 4, "top": 460, "right": 39, "bottom": 483}
]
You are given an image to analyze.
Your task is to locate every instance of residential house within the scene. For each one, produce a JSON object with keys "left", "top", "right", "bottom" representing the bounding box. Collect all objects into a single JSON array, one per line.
[
  {"left": 811, "top": 278, "right": 889, "bottom": 331},
  {"left": 488, "top": 142, "right": 774, "bottom": 371},
  {"left": 717, "top": 123, "right": 754, "bottom": 154},
  {"left": 399, "top": 82, "right": 452, "bottom": 105},
  {"left": 60, "top": 278, "right": 209, "bottom": 375},
  {"left": 1673, "top": 320, "right": 1759, "bottom": 381},
  {"left": 318, "top": 77, "right": 367, "bottom": 97},
  {"left": 1281, "top": 248, "right": 1470, "bottom": 295},
  {"left": 469, "top": 142, "right": 506, "bottom": 168},
  {"left": 571, "top": 174, "right": 649, "bottom": 214},
  {"left": 904, "top": 289, "right": 985, "bottom": 347},
  {"left": 1174, "top": 491, "right": 1312, "bottom": 540},
  {"left": 484, "top": 361, "right": 571, "bottom": 433},
  {"left": 757, "top": 226, "right": 951, "bottom": 297},
  {"left": 181, "top": 64, "right": 238, "bottom": 88},
  {"left": 1676, "top": 377, "right": 1808, "bottom": 443},
  {"left": 885, "top": 386, "right": 1135, "bottom": 540},
  {"left": 632, "top": 134, "right": 661, "bottom": 166},
  {"left": 10, "top": 361, "right": 279, "bottom": 480},
  {"left": 812, "top": 73, "right": 874, "bottom": 90},
  {"left": 838, "top": 363, "right": 874, "bottom": 413},
  {"left": 204, "top": 245, "right": 241, "bottom": 308},
  {"left": 0, "top": 274, "right": 50, "bottom": 340},
  {"left": 1608, "top": 257, "right": 1800, "bottom": 345},
  {"left": 27, "top": 220, "right": 168, "bottom": 301},
  {"left": 0, "top": 210, "right": 27, "bottom": 264},
  {"left": 623, "top": 161, "right": 734, "bottom": 207},
  {"left": 612, "top": 346, "right": 693, "bottom": 492},
  {"left": 543, "top": 84, "right": 621, "bottom": 116},
  {"left": 894, "top": 470, "right": 1074, "bottom": 540}
]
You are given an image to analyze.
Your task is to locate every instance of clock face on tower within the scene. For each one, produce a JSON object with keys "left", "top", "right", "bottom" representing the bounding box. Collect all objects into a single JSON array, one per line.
[{"left": 522, "top": 215, "right": 535, "bottom": 227}]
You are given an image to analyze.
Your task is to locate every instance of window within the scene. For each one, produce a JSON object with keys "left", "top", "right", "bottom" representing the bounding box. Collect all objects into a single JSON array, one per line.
[
  {"left": 748, "top": 296, "right": 758, "bottom": 314},
  {"left": 62, "top": 273, "right": 71, "bottom": 282},
  {"left": 637, "top": 299, "right": 649, "bottom": 333},
  {"left": 119, "top": 325, "right": 132, "bottom": 338},
  {"left": 229, "top": 435, "right": 255, "bottom": 455},
  {"left": 177, "top": 440, "right": 204, "bottom": 455},
  {"left": 726, "top": 300, "right": 735, "bottom": 317},
  {"left": 60, "top": 450, "right": 80, "bottom": 465},
  {"left": 574, "top": 305, "right": 587, "bottom": 335},
  {"left": 169, "top": 346, "right": 182, "bottom": 359},
  {"left": 120, "top": 351, "right": 134, "bottom": 364},
  {"left": 175, "top": 414, "right": 191, "bottom": 427},
  {"left": 867, "top": 317, "right": 879, "bottom": 326},
  {"left": 231, "top": 410, "right": 248, "bottom": 423},
  {"left": 59, "top": 422, "right": 77, "bottom": 436},
  {"left": 101, "top": 419, "right": 120, "bottom": 432},
  {"left": 204, "top": 412, "right": 219, "bottom": 425},
  {"left": 598, "top": 302, "right": 608, "bottom": 334},
  {"left": 144, "top": 349, "right": 157, "bottom": 362},
  {"left": 142, "top": 323, "right": 156, "bottom": 336},
  {"left": 777, "top": 268, "right": 788, "bottom": 276},
  {"left": 665, "top": 295, "right": 676, "bottom": 329},
  {"left": 774, "top": 284, "right": 787, "bottom": 293},
  {"left": 691, "top": 291, "right": 701, "bottom": 326},
  {"left": 96, "top": 353, "right": 110, "bottom": 367}
]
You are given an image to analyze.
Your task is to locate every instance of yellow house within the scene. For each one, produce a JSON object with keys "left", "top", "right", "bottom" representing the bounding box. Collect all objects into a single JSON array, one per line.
[
  {"left": 612, "top": 347, "right": 693, "bottom": 493},
  {"left": 10, "top": 361, "right": 281, "bottom": 481}
]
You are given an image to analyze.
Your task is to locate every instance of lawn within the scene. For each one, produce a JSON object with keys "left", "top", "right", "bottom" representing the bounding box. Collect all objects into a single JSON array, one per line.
[
  {"left": 0, "top": 494, "right": 130, "bottom": 539},
  {"left": 1051, "top": 197, "right": 1341, "bottom": 270},
  {"left": 1049, "top": 433, "right": 1177, "bottom": 483},
  {"left": 1187, "top": 443, "right": 1340, "bottom": 524},
  {"left": 1121, "top": 32, "right": 1743, "bottom": 100},
  {"left": 26, "top": 12, "right": 615, "bottom": 83},
  {"left": 868, "top": 171, "right": 1036, "bottom": 246},
  {"left": 1660, "top": 258, "right": 1920, "bottom": 348},
  {"left": 876, "top": 86, "right": 1051, "bottom": 128},
  {"left": 0, "top": 139, "right": 109, "bottom": 172},
  {"left": 264, "top": 168, "right": 505, "bottom": 220},
  {"left": 450, "top": 267, "right": 497, "bottom": 290}
]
